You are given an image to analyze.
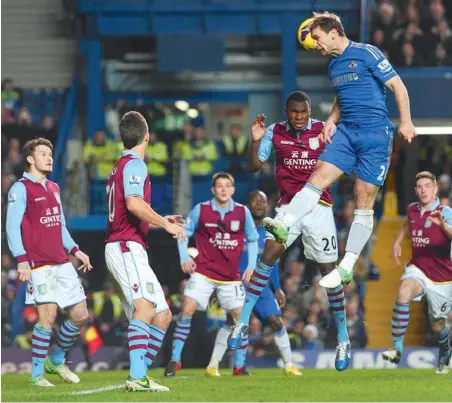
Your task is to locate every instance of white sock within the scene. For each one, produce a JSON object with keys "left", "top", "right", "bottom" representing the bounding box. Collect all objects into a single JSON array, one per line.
[
  {"left": 274, "top": 328, "right": 292, "bottom": 367},
  {"left": 339, "top": 252, "right": 359, "bottom": 274},
  {"left": 208, "top": 325, "right": 231, "bottom": 368},
  {"left": 281, "top": 184, "right": 322, "bottom": 227}
]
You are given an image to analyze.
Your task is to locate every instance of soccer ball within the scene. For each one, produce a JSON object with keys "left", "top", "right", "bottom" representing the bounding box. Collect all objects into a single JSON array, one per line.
[{"left": 297, "top": 17, "right": 315, "bottom": 50}]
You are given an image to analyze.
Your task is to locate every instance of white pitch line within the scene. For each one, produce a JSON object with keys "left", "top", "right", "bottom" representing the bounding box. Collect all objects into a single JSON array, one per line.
[{"left": 68, "top": 384, "right": 124, "bottom": 395}]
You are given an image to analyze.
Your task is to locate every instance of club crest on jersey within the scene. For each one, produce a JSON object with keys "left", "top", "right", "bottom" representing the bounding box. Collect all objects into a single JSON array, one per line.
[
  {"left": 230, "top": 220, "right": 240, "bottom": 232},
  {"left": 54, "top": 192, "right": 61, "bottom": 204},
  {"left": 38, "top": 284, "right": 47, "bottom": 295},
  {"left": 128, "top": 175, "right": 141, "bottom": 185},
  {"left": 349, "top": 61, "right": 357, "bottom": 69},
  {"left": 309, "top": 138, "right": 320, "bottom": 150},
  {"left": 146, "top": 282, "right": 154, "bottom": 294},
  {"left": 425, "top": 219, "right": 432, "bottom": 228}
]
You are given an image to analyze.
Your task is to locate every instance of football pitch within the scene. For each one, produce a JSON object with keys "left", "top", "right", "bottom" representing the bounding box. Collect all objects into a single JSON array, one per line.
[{"left": 2, "top": 369, "right": 452, "bottom": 402}]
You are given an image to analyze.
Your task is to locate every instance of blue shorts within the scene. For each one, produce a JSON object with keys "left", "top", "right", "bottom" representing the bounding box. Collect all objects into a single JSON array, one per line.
[
  {"left": 252, "top": 286, "right": 281, "bottom": 324},
  {"left": 319, "top": 120, "right": 394, "bottom": 186}
]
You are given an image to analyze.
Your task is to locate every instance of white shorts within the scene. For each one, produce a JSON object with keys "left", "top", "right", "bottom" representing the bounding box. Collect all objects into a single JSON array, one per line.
[
  {"left": 105, "top": 241, "right": 169, "bottom": 319},
  {"left": 267, "top": 203, "right": 338, "bottom": 264},
  {"left": 25, "top": 262, "right": 86, "bottom": 309},
  {"left": 183, "top": 272, "right": 245, "bottom": 312},
  {"left": 401, "top": 265, "right": 452, "bottom": 319}
]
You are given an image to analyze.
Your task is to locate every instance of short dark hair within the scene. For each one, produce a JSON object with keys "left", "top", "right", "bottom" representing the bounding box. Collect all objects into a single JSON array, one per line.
[
  {"left": 415, "top": 171, "right": 436, "bottom": 185},
  {"left": 23, "top": 138, "right": 53, "bottom": 168},
  {"left": 119, "top": 111, "right": 148, "bottom": 149},
  {"left": 286, "top": 91, "right": 311, "bottom": 108},
  {"left": 310, "top": 12, "right": 345, "bottom": 37},
  {"left": 212, "top": 172, "right": 235, "bottom": 187}
]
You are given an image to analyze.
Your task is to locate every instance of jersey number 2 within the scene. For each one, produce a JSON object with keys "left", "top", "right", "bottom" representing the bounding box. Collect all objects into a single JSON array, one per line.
[
  {"left": 106, "top": 183, "right": 115, "bottom": 222},
  {"left": 377, "top": 165, "right": 386, "bottom": 181}
]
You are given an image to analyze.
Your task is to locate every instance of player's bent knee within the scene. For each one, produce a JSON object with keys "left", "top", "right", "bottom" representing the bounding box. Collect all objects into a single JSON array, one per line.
[
  {"left": 181, "top": 296, "right": 198, "bottom": 317},
  {"left": 133, "top": 298, "right": 157, "bottom": 323},
  {"left": 267, "top": 315, "right": 283, "bottom": 332},
  {"left": 354, "top": 181, "right": 379, "bottom": 210},
  {"left": 229, "top": 308, "right": 242, "bottom": 321},
  {"left": 397, "top": 280, "right": 421, "bottom": 304},
  {"left": 67, "top": 300, "right": 89, "bottom": 327},
  {"left": 37, "top": 303, "right": 58, "bottom": 327},
  {"left": 430, "top": 318, "right": 446, "bottom": 334},
  {"left": 319, "top": 262, "right": 336, "bottom": 277}
]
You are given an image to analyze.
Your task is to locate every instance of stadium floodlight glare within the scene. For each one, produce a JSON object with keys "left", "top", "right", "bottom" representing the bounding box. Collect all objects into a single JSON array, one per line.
[
  {"left": 187, "top": 108, "right": 199, "bottom": 119},
  {"left": 174, "top": 100, "right": 189, "bottom": 112},
  {"left": 415, "top": 126, "right": 452, "bottom": 135}
]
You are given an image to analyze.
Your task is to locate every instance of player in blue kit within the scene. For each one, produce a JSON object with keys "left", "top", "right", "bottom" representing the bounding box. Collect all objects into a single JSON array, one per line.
[
  {"left": 238, "top": 191, "right": 301, "bottom": 375},
  {"left": 265, "top": 11, "right": 417, "bottom": 289}
]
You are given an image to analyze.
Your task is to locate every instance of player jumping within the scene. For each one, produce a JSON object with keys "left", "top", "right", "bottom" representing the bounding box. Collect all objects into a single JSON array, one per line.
[
  {"left": 104, "top": 111, "right": 186, "bottom": 392},
  {"left": 164, "top": 172, "right": 259, "bottom": 377},
  {"left": 382, "top": 171, "right": 452, "bottom": 374},
  {"left": 6, "top": 138, "right": 92, "bottom": 387},
  {"left": 264, "top": 12, "right": 416, "bottom": 289},
  {"left": 229, "top": 91, "right": 351, "bottom": 371}
]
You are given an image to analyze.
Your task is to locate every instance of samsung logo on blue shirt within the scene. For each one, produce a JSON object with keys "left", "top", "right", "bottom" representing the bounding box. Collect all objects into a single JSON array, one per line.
[{"left": 332, "top": 73, "right": 359, "bottom": 87}]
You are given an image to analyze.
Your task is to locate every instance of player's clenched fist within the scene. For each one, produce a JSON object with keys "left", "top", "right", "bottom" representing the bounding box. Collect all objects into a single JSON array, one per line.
[
  {"left": 251, "top": 114, "right": 266, "bottom": 142},
  {"left": 319, "top": 120, "right": 336, "bottom": 144},
  {"left": 181, "top": 259, "right": 196, "bottom": 274},
  {"left": 17, "top": 261, "right": 31, "bottom": 282},
  {"left": 398, "top": 121, "right": 417, "bottom": 144}
]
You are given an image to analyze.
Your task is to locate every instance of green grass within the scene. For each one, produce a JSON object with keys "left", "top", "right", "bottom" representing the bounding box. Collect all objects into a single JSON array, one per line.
[{"left": 2, "top": 368, "right": 452, "bottom": 402}]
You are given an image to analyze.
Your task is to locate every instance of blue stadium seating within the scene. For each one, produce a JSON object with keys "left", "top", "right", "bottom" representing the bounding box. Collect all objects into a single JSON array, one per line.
[{"left": 22, "top": 88, "right": 68, "bottom": 126}]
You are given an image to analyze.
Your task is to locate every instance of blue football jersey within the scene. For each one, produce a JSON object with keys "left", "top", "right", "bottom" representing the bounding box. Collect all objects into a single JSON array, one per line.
[{"left": 329, "top": 41, "right": 398, "bottom": 125}]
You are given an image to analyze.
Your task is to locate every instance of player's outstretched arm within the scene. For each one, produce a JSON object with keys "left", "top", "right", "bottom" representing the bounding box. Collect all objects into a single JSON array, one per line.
[
  {"left": 248, "top": 114, "right": 267, "bottom": 172},
  {"left": 385, "top": 76, "right": 416, "bottom": 144},
  {"left": 126, "top": 196, "right": 186, "bottom": 242},
  {"left": 392, "top": 217, "right": 410, "bottom": 266},
  {"left": 6, "top": 182, "right": 31, "bottom": 282}
]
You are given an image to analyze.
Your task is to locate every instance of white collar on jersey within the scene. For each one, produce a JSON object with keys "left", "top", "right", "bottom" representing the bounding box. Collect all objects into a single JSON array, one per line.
[{"left": 285, "top": 118, "right": 312, "bottom": 134}]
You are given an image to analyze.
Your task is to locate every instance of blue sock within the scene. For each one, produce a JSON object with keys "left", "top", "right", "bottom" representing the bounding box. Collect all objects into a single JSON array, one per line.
[
  {"left": 145, "top": 325, "right": 166, "bottom": 368},
  {"left": 234, "top": 334, "right": 248, "bottom": 368},
  {"left": 327, "top": 285, "right": 349, "bottom": 344},
  {"left": 438, "top": 326, "right": 450, "bottom": 357},
  {"left": 239, "top": 261, "right": 273, "bottom": 324},
  {"left": 31, "top": 324, "right": 52, "bottom": 380},
  {"left": 171, "top": 316, "right": 192, "bottom": 362},
  {"left": 50, "top": 320, "right": 80, "bottom": 366},
  {"left": 392, "top": 302, "right": 410, "bottom": 353},
  {"left": 128, "top": 319, "right": 150, "bottom": 379}
]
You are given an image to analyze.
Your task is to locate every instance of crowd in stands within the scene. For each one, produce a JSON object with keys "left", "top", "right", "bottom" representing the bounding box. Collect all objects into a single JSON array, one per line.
[{"left": 370, "top": 0, "right": 452, "bottom": 66}]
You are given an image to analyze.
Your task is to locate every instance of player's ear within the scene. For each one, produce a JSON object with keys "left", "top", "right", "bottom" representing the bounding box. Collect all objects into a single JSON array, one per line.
[
  {"left": 26, "top": 155, "right": 34, "bottom": 167},
  {"left": 231, "top": 186, "right": 235, "bottom": 197},
  {"left": 144, "top": 132, "right": 150, "bottom": 143},
  {"left": 211, "top": 186, "right": 215, "bottom": 196}
]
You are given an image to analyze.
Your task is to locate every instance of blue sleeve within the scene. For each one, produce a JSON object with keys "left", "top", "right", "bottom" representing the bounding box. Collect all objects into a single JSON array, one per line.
[
  {"left": 244, "top": 206, "right": 259, "bottom": 268},
  {"left": 364, "top": 45, "right": 397, "bottom": 84},
  {"left": 441, "top": 206, "right": 452, "bottom": 225},
  {"left": 257, "top": 124, "right": 276, "bottom": 162},
  {"left": 269, "top": 262, "right": 281, "bottom": 291},
  {"left": 123, "top": 158, "right": 148, "bottom": 199},
  {"left": 177, "top": 204, "right": 201, "bottom": 264},
  {"left": 59, "top": 196, "right": 78, "bottom": 253},
  {"left": 6, "top": 182, "right": 27, "bottom": 257}
]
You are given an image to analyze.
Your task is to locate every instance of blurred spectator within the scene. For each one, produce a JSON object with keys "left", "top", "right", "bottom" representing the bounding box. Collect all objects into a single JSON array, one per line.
[
  {"left": 16, "top": 107, "right": 32, "bottom": 127},
  {"left": 40, "top": 115, "right": 58, "bottom": 144},
  {"left": 303, "top": 324, "right": 323, "bottom": 350},
  {"left": 221, "top": 124, "right": 248, "bottom": 174},
  {"left": 13, "top": 306, "right": 39, "bottom": 349},
  {"left": 399, "top": 41, "right": 425, "bottom": 67},
  {"left": 145, "top": 130, "right": 169, "bottom": 176},
  {"left": 1, "top": 105, "right": 16, "bottom": 124},
  {"left": 1, "top": 78, "right": 21, "bottom": 111},
  {"left": 173, "top": 121, "right": 193, "bottom": 158},
  {"left": 90, "top": 282, "right": 125, "bottom": 345},
  {"left": 83, "top": 129, "right": 119, "bottom": 179},
  {"left": 179, "top": 127, "right": 218, "bottom": 175}
]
